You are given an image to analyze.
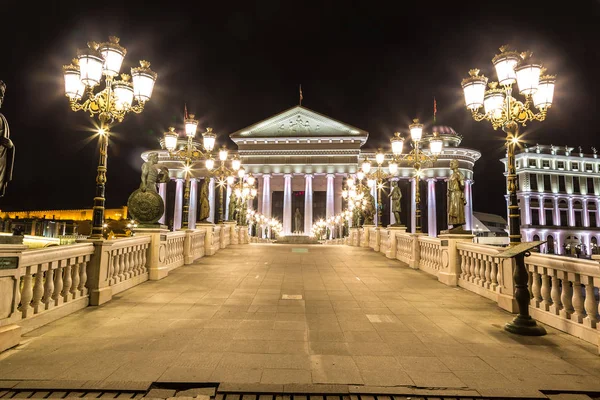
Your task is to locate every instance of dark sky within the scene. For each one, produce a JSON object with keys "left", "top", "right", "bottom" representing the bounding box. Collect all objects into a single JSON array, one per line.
[{"left": 0, "top": 1, "right": 598, "bottom": 217}]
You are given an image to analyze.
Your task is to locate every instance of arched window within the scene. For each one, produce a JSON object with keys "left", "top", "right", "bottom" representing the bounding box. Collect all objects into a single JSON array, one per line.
[{"left": 547, "top": 235, "right": 555, "bottom": 254}]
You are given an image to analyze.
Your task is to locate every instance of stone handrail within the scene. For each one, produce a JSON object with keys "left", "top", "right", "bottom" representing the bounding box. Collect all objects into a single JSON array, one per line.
[
  {"left": 184, "top": 229, "right": 206, "bottom": 264},
  {"left": 524, "top": 253, "right": 600, "bottom": 347},
  {"left": 164, "top": 231, "right": 185, "bottom": 271},
  {"left": 396, "top": 232, "right": 415, "bottom": 266},
  {"left": 0, "top": 243, "right": 94, "bottom": 334},
  {"left": 418, "top": 236, "right": 442, "bottom": 275},
  {"left": 105, "top": 236, "right": 151, "bottom": 296},
  {"left": 379, "top": 229, "right": 390, "bottom": 256}
]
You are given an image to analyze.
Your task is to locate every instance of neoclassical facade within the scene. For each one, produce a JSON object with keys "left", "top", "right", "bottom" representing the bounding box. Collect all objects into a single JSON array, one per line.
[
  {"left": 508, "top": 144, "right": 600, "bottom": 255},
  {"left": 142, "top": 105, "right": 481, "bottom": 236}
]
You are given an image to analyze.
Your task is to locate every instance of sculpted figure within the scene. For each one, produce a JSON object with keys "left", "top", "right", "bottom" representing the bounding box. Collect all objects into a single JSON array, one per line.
[
  {"left": 294, "top": 208, "right": 302, "bottom": 233},
  {"left": 140, "top": 152, "right": 168, "bottom": 193},
  {"left": 198, "top": 179, "right": 210, "bottom": 222},
  {"left": 362, "top": 186, "right": 376, "bottom": 225},
  {"left": 0, "top": 81, "right": 14, "bottom": 197},
  {"left": 448, "top": 159, "right": 466, "bottom": 228},
  {"left": 389, "top": 180, "right": 402, "bottom": 225},
  {"left": 228, "top": 190, "right": 238, "bottom": 221},
  {"left": 127, "top": 152, "right": 169, "bottom": 225}
]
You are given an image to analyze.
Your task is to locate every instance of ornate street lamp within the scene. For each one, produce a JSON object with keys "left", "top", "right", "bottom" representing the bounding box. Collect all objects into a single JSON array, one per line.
[
  {"left": 461, "top": 44, "right": 554, "bottom": 336},
  {"left": 162, "top": 112, "right": 217, "bottom": 229},
  {"left": 360, "top": 148, "right": 399, "bottom": 226},
  {"left": 392, "top": 119, "right": 442, "bottom": 233},
  {"left": 63, "top": 36, "right": 157, "bottom": 239},
  {"left": 209, "top": 145, "right": 241, "bottom": 223},
  {"left": 233, "top": 171, "right": 258, "bottom": 225}
]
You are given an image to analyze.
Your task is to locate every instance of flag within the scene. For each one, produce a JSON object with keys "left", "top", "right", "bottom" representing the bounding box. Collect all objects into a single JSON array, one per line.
[
  {"left": 299, "top": 84, "right": 303, "bottom": 105},
  {"left": 433, "top": 97, "right": 437, "bottom": 123},
  {"left": 184, "top": 103, "right": 188, "bottom": 119}
]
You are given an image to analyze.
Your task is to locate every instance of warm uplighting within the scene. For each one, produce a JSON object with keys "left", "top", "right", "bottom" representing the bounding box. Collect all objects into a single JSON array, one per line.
[
  {"left": 390, "top": 132, "right": 404, "bottom": 155},
  {"left": 99, "top": 36, "right": 126, "bottom": 77},
  {"left": 515, "top": 52, "right": 542, "bottom": 95},
  {"left": 184, "top": 114, "right": 198, "bottom": 137},
  {"left": 461, "top": 69, "right": 488, "bottom": 110},
  {"left": 219, "top": 146, "right": 229, "bottom": 162},
  {"left": 131, "top": 60, "right": 157, "bottom": 102},
  {"left": 205, "top": 157, "right": 215, "bottom": 170},
  {"left": 429, "top": 134, "right": 443, "bottom": 155},
  {"left": 388, "top": 161, "right": 398, "bottom": 174},
  {"left": 492, "top": 45, "right": 520, "bottom": 86},
  {"left": 409, "top": 119, "right": 423, "bottom": 141},
  {"left": 164, "top": 127, "right": 178, "bottom": 152},
  {"left": 361, "top": 158, "right": 371, "bottom": 174},
  {"left": 202, "top": 127, "right": 216, "bottom": 152},
  {"left": 375, "top": 149, "right": 385, "bottom": 165},
  {"left": 533, "top": 73, "right": 555, "bottom": 110}
]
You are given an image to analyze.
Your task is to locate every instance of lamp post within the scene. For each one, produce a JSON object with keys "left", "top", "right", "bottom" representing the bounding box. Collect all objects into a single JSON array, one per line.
[
  {"left": 210, "top": 145, "right": 241, "bottom": 223},
  {"left": 391, "top": 120, "right": 442, "bottom": 233},
  {"left": 461, "top": 45, "right": 554, "bottom": 336},
  {"left": 232, "top": 172, "right": 258, "bottom": 225},
  {"left": 360, "top": 149, "right": 399, "bottom": 226},
  {"left": 163, "top": 114, "right": 217, "bottom": 229},
  {"left": 63, "top": 37, "right": 157, "bottom": 239}
]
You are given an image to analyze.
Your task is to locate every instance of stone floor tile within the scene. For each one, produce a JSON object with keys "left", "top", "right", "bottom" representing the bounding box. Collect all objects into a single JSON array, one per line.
[
  {"left": 359, "top": 368, "right": 414, "bottom": 386},
  {"left": 406, "top": 371, "right": 467, "bottom": 388},
  {"left": 261, "top": 369, "right": 312, "bottom": 384},
  {"left": 310, "top": 355, "right": 363, "bottom": 384},
  {"left": 352, "top": 355, "right": 401, "bottom": 371}
]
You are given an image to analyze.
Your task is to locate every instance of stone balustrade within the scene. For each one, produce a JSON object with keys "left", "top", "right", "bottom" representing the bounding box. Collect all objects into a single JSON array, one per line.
[
  {"left": 418, "top": 235, "right": 442, "bottom": 275},
  {"left": 0, "top": 223, "right": 249, "bottom": 353}
]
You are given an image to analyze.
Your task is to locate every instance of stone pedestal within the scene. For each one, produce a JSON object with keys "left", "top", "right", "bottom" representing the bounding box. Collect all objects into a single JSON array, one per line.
[
  {"left": 197, "top": 223, "right": 217, "bottom": 255},
  {"left": 361, "top": 225, "right": 375, "bottom": 247},
  {"left": 238, "top": 226, "right": 248, "bottom": 244},
  {"left": 438, "top": 233, "right": 474, "bottom": 286},
  {"left": 386, "top": 226, "right": 407, "bottom": 259},
  {"left": 135, "top": 228, "right": 170, "bottom": 281}
]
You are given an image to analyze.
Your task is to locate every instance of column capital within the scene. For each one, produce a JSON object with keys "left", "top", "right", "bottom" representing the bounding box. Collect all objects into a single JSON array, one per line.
[
  {"left": 305, "top": 174, "right": 313, "bottom": 179},
  {"left": 326, "top": 173, "right": 335, "bottom": 179},
  {"left": 426, "top": 178, "right": 436, "bottom": 183},
  {"left": 284, "top": 173, "right": 293, "bottom": 179},
  {"left": 175, "top": 178, "right": 184, "bottom": 183}
]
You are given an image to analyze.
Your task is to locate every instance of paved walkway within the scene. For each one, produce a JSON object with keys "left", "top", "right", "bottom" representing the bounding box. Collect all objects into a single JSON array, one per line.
[{"left": 1, "top": 244, "right": 599, "bottom": 397}]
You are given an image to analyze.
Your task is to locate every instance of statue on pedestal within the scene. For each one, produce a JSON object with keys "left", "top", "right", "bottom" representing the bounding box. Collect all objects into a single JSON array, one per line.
[
  {"left": 198, "top": 179, "right": 210, "bottom": 223},
  {"left": 447, "top": 159, "right": 466, "bottom": 230},
  {"left": 389, "top": 180, "right": 402, "bottom": 225},
  {"left": 362, "top": 186, "right": 376, "bottom": 225},
  {"left": 0, "top": 81, "right": 15, "bottom": 197},
  {"left": 127, "top": 152, "right": 170, "bottom": 226},
  {"left": 294, "top": 208, "right": 302, "bottom": 233},
  {"left": 228, "top": 190, "right": 238, "bottom": 221}
]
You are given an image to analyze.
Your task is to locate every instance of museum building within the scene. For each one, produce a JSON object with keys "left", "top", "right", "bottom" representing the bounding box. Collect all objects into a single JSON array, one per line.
[{"left": 143, "top": 105, "right": 481, "bottom": 237}]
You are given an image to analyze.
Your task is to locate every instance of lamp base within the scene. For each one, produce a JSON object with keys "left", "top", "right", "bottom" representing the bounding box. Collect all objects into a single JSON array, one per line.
[{"left": 504, "top": 315, "right": 547, "bottom": 336}]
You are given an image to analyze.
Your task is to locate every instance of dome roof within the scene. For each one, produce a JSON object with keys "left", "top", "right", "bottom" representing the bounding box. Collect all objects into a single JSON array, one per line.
[
  {"left": 431, "top": 125, "right": 458, "bottom": 135},
  {"left": 425, "top": 125, "right": 462, "bottom": 147}
]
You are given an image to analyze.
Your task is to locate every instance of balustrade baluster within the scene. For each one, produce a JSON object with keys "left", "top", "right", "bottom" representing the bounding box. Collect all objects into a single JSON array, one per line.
[
  {"left": 18, "top": 267, "right": 33, "bottom": 318},
  {"left": 62, "top": 264, "right": 72, "bottom": 302},
  {"left": 108, "top": 251, "right": 115, "bottom": 284},
  {"left": 70, "top": 263, "right": 80, "bottom": 299},
  {"left": 52, "top": 262, "right": 64, "bottom": 306},
  {"left": 79, "top": 260, "right": 87, "bottom": 295},
  {"left": 559, "top": 277, "right": 574, "bottom": 320},
  {"left": 43, "top": 266, "right": 54, "bottom": 309},
  {"left": 483, "top": 259, "right": 490, "bottom": 288},
  {"left": 478, "top": 257, "right": 485, "bottom": 286},
  {"left": 31, "top": 267, "right": 44, "bottom": 314},
  {"left": 124, "top": 249, "right": 131, "bottom": 279},
  {"left": 549, "top": 273, "right": 562, "bottom": 315},
  {"left": 490, "top": 258, "right": 498, "bottom": 290},
  {"left": 572, "top": 277, "right": 585, "bottom": 323},
  {"left": 582, "top": 277, "right": 598, "bottom": 328},
  {"left": 531, "top": 270, "right": 542, "bottom": 307},
  {"left": 540, "top": 270, "right": 552, "bottom": 311}
]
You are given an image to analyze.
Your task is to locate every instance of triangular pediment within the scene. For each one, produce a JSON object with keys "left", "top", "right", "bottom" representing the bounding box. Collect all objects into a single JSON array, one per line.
[{"left": 229, "top": 106, "right": 369, "bottom": 140}]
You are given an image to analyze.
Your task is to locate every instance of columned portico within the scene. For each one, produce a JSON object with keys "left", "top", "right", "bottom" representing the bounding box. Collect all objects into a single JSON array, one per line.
[
  {"left": 427, "top": 178, "right": 437, "bottom": 236},
  {"left": 189, "top": 178, "right": 198, "bottom": 228},
  {"left": 158, "top": 182, "right": 167, "bottom": 224},
  {"left": 283, "top": 174, "right": 292, "bottom": 234},
  {"left": 173, "top": 178, "right": 184, "bottom": 230},
  {"left": 304, "top": 174, "right": 313, "bottom": 234}
]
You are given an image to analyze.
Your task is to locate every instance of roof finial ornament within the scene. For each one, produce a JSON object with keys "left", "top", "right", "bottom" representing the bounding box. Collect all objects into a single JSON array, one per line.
[{"left": 299, "top": 84, "right": 303, "bottom": 106}]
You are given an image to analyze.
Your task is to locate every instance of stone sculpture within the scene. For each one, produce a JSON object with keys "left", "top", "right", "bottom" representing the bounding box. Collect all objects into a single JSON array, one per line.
[
  {"left": 294, "top": 208, "right": 302, "bottom": 233},
  {"left": 0, "top": 81, "right": 14, "bottom": 197},
  {"left": 447, "top": 159, "right": 466, "bottom": 228},
  {"left": 127, "top": 152, "right": 170, "bottom": 226},
  {"left": 228, "top": 190, "right": 237, "bottom": 221},
  {"left": 362, "top": 186, "right": 376, "bottom": 225},
  {"left": 389, "top": 180, "right": 402, "bottom": 225},
  {"left": 198, "top": 179, "right": 211, "bottom": 222}
]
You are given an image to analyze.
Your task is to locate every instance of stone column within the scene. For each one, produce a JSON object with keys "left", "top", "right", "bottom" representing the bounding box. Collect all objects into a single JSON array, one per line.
[
  {"left": 326, "top": 174, "right": 335, "bottom": 220},
  {"left": 583, "top": 200, "right": 590, "bottom": 227},
  {"left": 173, "top": 178, "right": 184, "bottom": 230},
  {"left": 262, "top": 175, "right": 271, "bottom": 218},
  {"left": 370, "top": 181, "right": 378, "bottom": 227},
  {"left": 539, "top": 195, "right": 546, "bottom": 225},
  {"left": 225, "top": 183, "right": 232, "bottom": 221},
  {"left": 257, "top": 175, "right": 264, "bottom": 214},
  {"left": 411, "top": 178, "right": 416, "bottom": 233},
  {"left": 568, "top": 198, "right": 575, "bottom": 227},
  {"left": 596, "top": 200, "right": 600, "bottom": 227},
  {"left": 427, "top": 178, "right": 437, "bottom": 237},
  {"left": 304, "top": 174, "right": 313, "bottom": 234},
  {"left": 283, "top": 174, "right": 292, "bottom": 235},
  {"left": 522, "top": 195, "right": 531, "bottom": 225},
  {"left": 208, "top": 178, "right": 215, "bottom": 223},
  {"left": 334, "top": 175, "right": 343, "bottom": 215},
  {"left": 189, "top": 178, "right": 198, "bottom": 229},
  {"left": 158, "top": 182, "right": 167, "bottom": 224},
  {"left": 464, "top": 179, "right": 473, "bottom": 230},
  {"left": 553, "top": 197, "right": 560, "bottom": 226}
]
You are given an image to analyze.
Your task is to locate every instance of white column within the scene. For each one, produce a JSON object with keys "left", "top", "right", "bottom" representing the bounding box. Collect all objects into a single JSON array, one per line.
[
  {"left": 539, "top": 195, "right": 546, "bottom": 225},
  {"left": 257, "top": 176, "right": 263, "bottom": 214},
  {"left": 370, "top": 181, "right": 377, "bottom": 227},
  {"left": 522, "top": 195, "right": 531, "bottom": 225},
  {"left": 208, "top": 178, "right": 215, "bottom": 223},
  {"left": 225, "top": 183, "right": 232, "bottom": 221},
  {"left": 464, "top": 179, "right": 473, "bottom": 230},
  {"left": 596, "top": 200, "right": 600, "bottom": 227},
  {"left": 304, "top": 174, "right": 313, "bottom": 234},
  {"left": 553, "top": 197, "right": 560, "bottom": 226},
  {"left": 410, "top": 178, "right": 416, "bottom": 233},
  {"left": 334, "top": 175, "right": 343, "bottom": 216},
  {"left": 583, "top": 200, "right": 590, "bottom": 227},
  {"left": 427, "top": 178, "right": 437, "bottom": 237},
  {"left": 326, "top": 174, "right": 335, "bottom": 220},
  {"left": 158, "top": 182, "right": 167, "bottom": 224},
  {"left": 189, "top": 178, "right": 197, "bottom": 229},
  {"left": 262, "top": 174, "right": 271, "bottom": 218},
  {"left": 283, "top": 174, "right": 292, "bottom": 235},
  {"left": 568, "top": 198, "right": 574, "bottom": 226},
  {"left": 173, "top": 178, "right": 184, "bottom": 230}
]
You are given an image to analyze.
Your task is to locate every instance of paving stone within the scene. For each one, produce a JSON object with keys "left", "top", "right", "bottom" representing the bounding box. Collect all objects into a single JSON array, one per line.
[
  {"left": 146, "top": 390, "right": 176, "bottom": 399},
  {"left": 175, "top": 389, "right": 215, "bottom": 397}
]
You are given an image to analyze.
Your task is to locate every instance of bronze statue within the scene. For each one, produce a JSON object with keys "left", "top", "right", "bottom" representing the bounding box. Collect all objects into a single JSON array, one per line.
[
  {"left": 362, "top": 186, "right": 376, "bottom": 225},
  {"left": 294, "top": 208, "right": 302, "bottom": 233},
  {"left": 447, "top": 159, "right": 466, "bottom": 228},
  {"left": 389, "top": 180, "right": 402, "bottom": 225},
  {"left": 127, "top": 152, "right": 170, "bottom": 226},
  {"left": 0, "top": 81, "right": 14, "bottom": 197},
  {"left": 228, "top": 190, "right": 238, "bottom": 221},
  {"left": 198, "top": 179, "right": 210, "bottom": 222}
]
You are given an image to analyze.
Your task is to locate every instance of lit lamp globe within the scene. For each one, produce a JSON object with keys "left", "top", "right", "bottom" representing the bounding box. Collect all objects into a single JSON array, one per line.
[
  {"left": 202, "top": 127, "right": 216, "bottom": 152},
  {"left": 242, "top": 187, "right": 250, "bottom": 197},
  {"left": 237, "top": 167, "right": 246, "bottom": 178},
  {"left": 342, "top": 190, "right": 348, "bottom": 199},
  {"left": 77, "top": 41, "right": 104, "bottom": 87},
  {"left": 250, "top": 188, "right": 257, "bottom": 197},
  {"left": 375, "top": 149, "right": 385, "bottom": 165},
  {"left": 163, "top": 127, "right": 179, "bottom": 152},
  {"left": 483, "top": 83, "right": 505, "bottom": 119},
  {"left": 226, "top": 176, "right": 235, "bottom": 185},
  {"left": 356, "top": 171, "right": 365, "bottom": 181},
  {"left": 99, "top": 36, "right": 126, "bottom": 77},
  {"left": 515, "top": 52, "right": 542, "bottom": 95},
  {"left": 232, "top": 156, "right": 241, "bottom": 171},
  {"left": 112, "top": 75, "right": 134, "bottom": 111},
  {"left": 205, "top": 157, "right": 215, "bottom": 170},
  {"left": 367, "top": 179, "right": 375, "bottom": 188},
  {"left": 361, "top": 158, "right": 371, "bottom": 174},
  {"left": 390, "top": 132, "right": 404, "bottom": 155},
  {"left": 533, "top": 72, "right": 556, "bottom": 110},
  {"left": 246, "top": 174, "right": 256, "bottom": 186},
  {"left": 409, "top": 119, "right": 423, "bottom": 141},
  {"left": 492, "top": 45, "right": 521, "bottom": 86},
  {"left": 234, "top": 188, "right": 242, "bottom": 197},
  {"left": 461, "top": 69, "right": 488, "bottom": 111},
  {"left": 388, "top": 161, "right": 398, "bottom": 175},
  {"left": 429, "top": 133, "right": 443, "bottom": 155},
  {"left": 62, "top": 60, "right": 85, "bottom": 100},
  {"left": 219, "top": 146, "right": 229, "bottom": 162},
  {"left": 347, "top": 177, "right": 355, "bottom": 187},
  {"left": 185, "top": 114, "right": 198, "bottom": 138},
  {"left": 130, "top": 60, "right": 157, "bottom": 103}
]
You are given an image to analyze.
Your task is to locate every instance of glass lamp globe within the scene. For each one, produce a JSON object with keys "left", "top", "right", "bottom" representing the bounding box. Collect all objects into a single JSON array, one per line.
[
  {"left": 533, "top": 73, "right": 555, "bottom": 110},
  {"left": 227, "top": 175, "right": 235, "bottom": 185},
  {"left": 237, "top": 167, "right": 246, "bottom": 178},
  {"left": 251, "top": 188, "right": 257, "bottom": 197},
  {"left": 347, "top": 177, "right": 355, "bottom": 187},
  {"left": 185, "top": 114, "right": 198, "bottom": 138},
  {"left": 515, "top": 52, "right": 542, "bottom": 95},
  {"left": 77, "top": 41, "right": 104, "bottom": 87},
  {"left": 219, "top": 146, "right": 229, "bottom": 161},
  {"left": 388, "top": 162, "right": 398, "bottom": 175},
  {"left": 429, "top": 134, "right": 443, "bottom": 155},
  {"left": 112, "top": 75, "right": 134, "bottom": 110},
  {"left": 342, "top": 190, "right": 348, "bottom": 199},
  {"left": 99, "top": 36, "right": 126, "bottom": 77},
  {"left": 232, "top": 156, "right": 241, "bottom": 171},
  {"left": 361, "top": 158, "right": 371, "bottom": 174},
  {"left": 131, "top": 60, "right": 157, "bottom": 102},
  {"left": 234, "top": 188, "right": 242, "bottom": 197},
  {"left": 484, "top": 85, "right": 505, "bottom": 118},
  {"left": 202, "top": 127, "right": 216, "bottom": 152},
  {"left": 163, "top": 127, "right": 178, "bottom": 152},
  {"left": 492, "top": 45, "right": 520, "bottom": 86},
  {"left": 246, "top": 174, "right": 256, "bottom": 186},
  {"left": 367, "top": 179, "right": 375, "bottom": 188},
  {"left": 390, "top": 132, "right": 404, "bottom": 155},
  {"left": 357, "top": 171, "right": 365, "bottom": 181},
  {"left": 461, "top": 68, "right": 488, "bottom": 110},
  {"left": 62, "top": 61, "right": 85, "bottom": 100},
  {"left": 205, "top": 157, "right": 215, "bottom": 170},
  {"left": 409, "top": 119, "right": 423, "bottom": 142}
]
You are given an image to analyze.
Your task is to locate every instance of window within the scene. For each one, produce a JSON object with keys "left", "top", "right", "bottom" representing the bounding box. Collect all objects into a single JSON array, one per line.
[
  {"left": 588, "top": 177, "right": 595, "bottom": 194},
  {"left": 531, "top": 209, "right": 540, "bottom": 225},
  {"left": 529, "top": 159, "right": 537, "bottom": 168},
  {"left": 542, "top": 160, "right": 550, "bottom": 169},
  {"left": 573, "top": 177, "right": 580, "bottom": 194},
  {"left": 545, "top": 209, "right": 554, "bottom": 226},
  {"left": 591, "top": 212, "right": 598, "bottom": 228},
  {"left": 586, "top": 163, "right": 593, "bottom": 172},
  {"left": 571, "top": 162, "right": 579, "bottom": 171},
  {"left": 560, "top": 210, "right": 568, "bottom": 227},
  {"left": 543, "top": 175, "right": 551, "bottom": 192},
  {"left": 558, "top": 176, "right": 566, "bottom": 192},
  {"left": 530, "top": 174, "right": 538, "bottom": 191},
  {"left": 557, "top": 161, "right": 565, "bottom": 170},
  {"left": 516, "top": 160, "right": 521, "bottom": 169}
]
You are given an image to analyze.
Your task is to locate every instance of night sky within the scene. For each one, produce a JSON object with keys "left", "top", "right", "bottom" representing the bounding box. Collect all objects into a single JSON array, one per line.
[{"left": 0, "top": 1, "right": 598, "bottom": 217}]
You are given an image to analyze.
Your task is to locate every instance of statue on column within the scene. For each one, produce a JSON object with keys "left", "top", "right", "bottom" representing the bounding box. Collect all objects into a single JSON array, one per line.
[
  {"left": 361, "top": 186, "right": 376, "bottom": 225},
  {"left": 127, "top": 152, "right": 170, "bottom": 226},
  {"left": 198, "top": 179, "right": 210, "bottom": 223},
  {"left": 389, "top": 180, "right": 402, "bottom": 226},
  {"left": 228, "top": 190, "right": 238, "bottom": 221},
  {"left": 0, "top": 81, "right": 15, "bottom": 197},
  {"left": 294, "top": 208, "right": 302, "bottom": 233},
  {"left": 447, "top": 159, "right": 467, "bottom": 230}
]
